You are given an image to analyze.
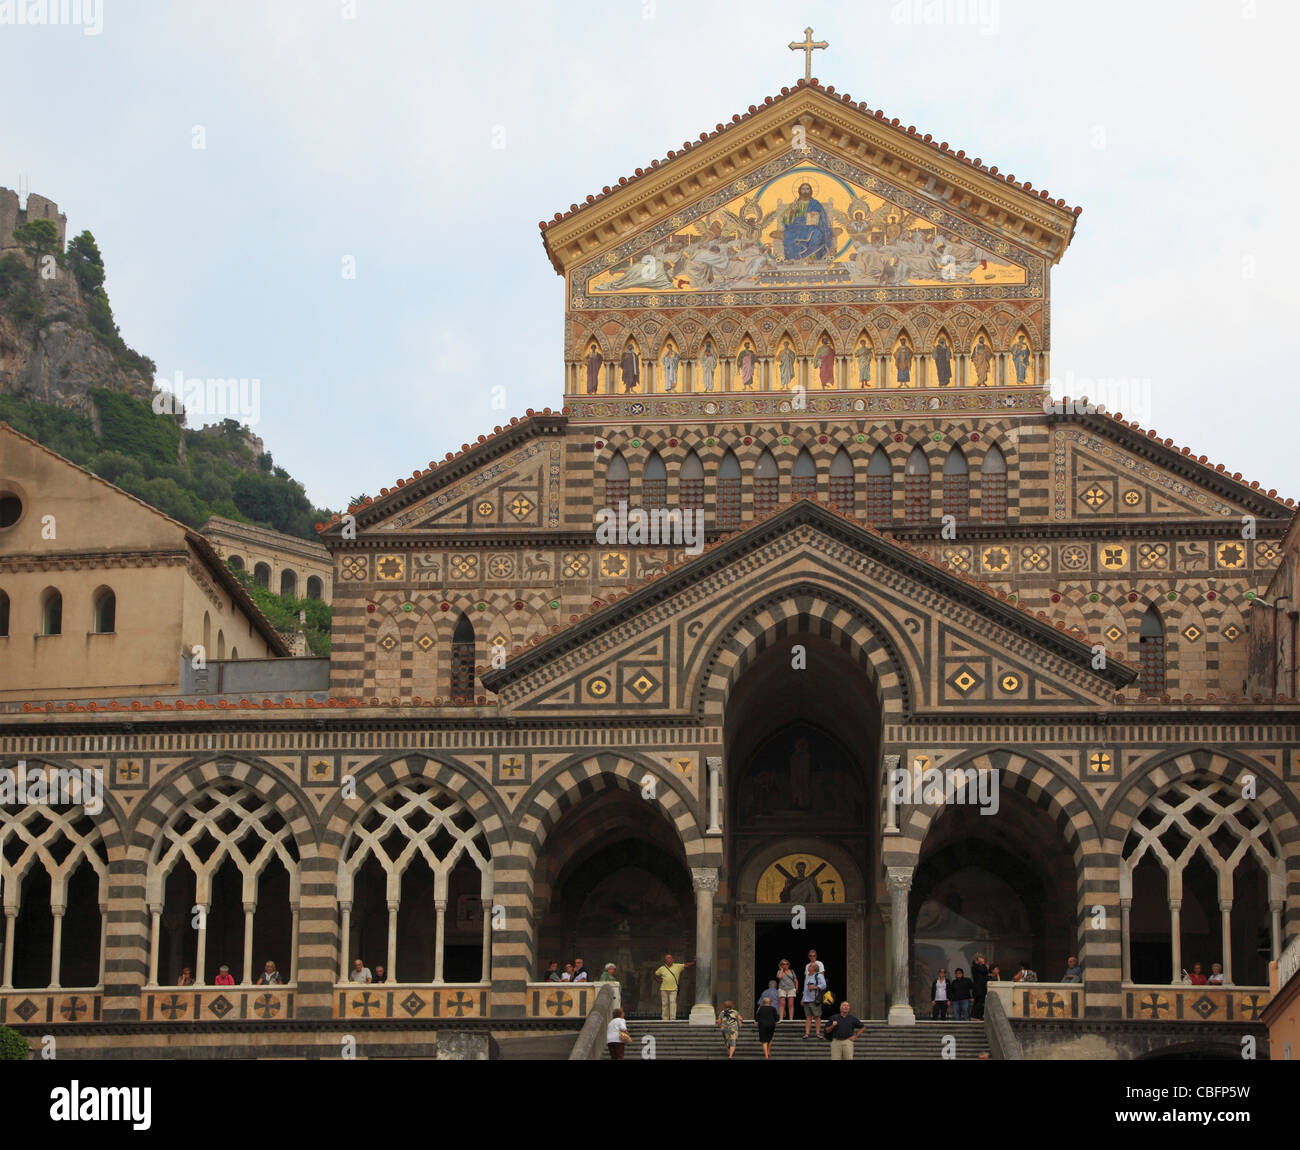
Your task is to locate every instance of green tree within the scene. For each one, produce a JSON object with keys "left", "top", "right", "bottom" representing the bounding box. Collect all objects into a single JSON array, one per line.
[
  {"left": 65, "top": 230, "right": 106, "bottom": 295},
  {"left": 12, "top": 218, "right": 60, "bottom": 276}
]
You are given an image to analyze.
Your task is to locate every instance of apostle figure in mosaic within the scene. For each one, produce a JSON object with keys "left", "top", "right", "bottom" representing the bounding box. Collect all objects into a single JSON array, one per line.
[
  {"left": 699, "top": 341, "right": 718, "bottom": 392},
  {"left": 855, "top": 339, "right": 872, "bottom": 387},
  {"left": 662, "top": 346, "right": 680, "bottom": 392},
  {"left": 736, "top": 341, "right": 758, "bottom": 390},
  {"left": 894, "top": 337, "right": 913, "bottom": 384},
  {"left": 933, "top": 338, "right": 953, "bottom": 387},
  {"left": 620, "top": 344, "right": 640, "bottom": 393},
  {"left": 778, "top": 340, "right": 797, "bottom": 389},
  {"left": 585, "top": 344, "right": 604, "bottom": 395},
  {"left": 815, "top": 338, "right": 836, "bottom": 388},
  {"left": 1011, "top": 333, "right": 1031, "bottom": 384},
  {"left": 970, "top": 335, "right": 994, "bottom": 387}
]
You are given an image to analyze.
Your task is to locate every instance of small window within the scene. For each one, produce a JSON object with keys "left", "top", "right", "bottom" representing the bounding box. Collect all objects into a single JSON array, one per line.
[
  {"left": 230, "top": 646, "right": 238, "bottom": 660},
  {"left": 253, "top": 563, "right": 271, "bottom": 589},
  {"left": 306, "top": 576, "right": 323, "bottom": 600},
  {"left": 93, "top": 588, "right": 116, "bottom": 634},
  {"left": 41, "top": 589, "right": 63, "bottom": 636},
  {"left": 829, "top": 448, "right": 854, "bottom": 512},
  {"left": 644, "top": 451, "right": 667, "bottom": 511},
  {"left": 904, "top": 447, "right": 929, "bottom": 527},
  {"left": 217, "top": 629, "right": 226, "bottom": 660},
  {"left": 227, "top": 555, "right": 245, "bottom": 571},
  {"left": 605, "top": 451, "right": 630, "bottom": 509},
  {"left": 943, "top": 448, "right": 969, "bottom": 525},
  {"left": 280, "top": 569, "right": 298, "bottom": 598},
  {"left": 792, "top": 448, "right": 817, "bottom": 500},
  {"left": 680, "top": 451, "right": 704, "bottom": 511},
  {"left": 0, "top": 589, "right": 9, "bottom": 637},
  {"left": 0, "top": 493, "right": 21, "bottom": 528},
  {"left": 717, "top": 450, "right": 742, "bottom": 531},
  {"left": 1138, "top": 606, "right": 1165, "bottom": 696},
  {"left": 754, "top": 448, "right": 779, "bottom": 519},
  {"left": 866, "top": 448, "right": 891, "bottom": 526},
  {"left": 451, "top": 613, "right": 476, "bottom": 704},
  {"left": 982, "top": 445, "right": 1008, "bottom": 525}
]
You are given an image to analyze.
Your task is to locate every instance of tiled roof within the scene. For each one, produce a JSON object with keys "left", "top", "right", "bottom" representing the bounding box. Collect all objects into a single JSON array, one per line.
[{"left": 538, "top": 78, "right": 1081, "bottom": 237}]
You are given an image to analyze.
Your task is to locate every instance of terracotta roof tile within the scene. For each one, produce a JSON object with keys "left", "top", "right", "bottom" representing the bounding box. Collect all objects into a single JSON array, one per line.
[{"left": 538, "top": 79, "right": 1081, "bottom": 236}]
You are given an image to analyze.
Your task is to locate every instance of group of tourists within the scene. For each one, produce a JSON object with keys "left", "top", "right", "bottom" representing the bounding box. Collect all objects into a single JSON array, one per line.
[{"left": 542, "top": 957, "right": 620, "bottom": 984}]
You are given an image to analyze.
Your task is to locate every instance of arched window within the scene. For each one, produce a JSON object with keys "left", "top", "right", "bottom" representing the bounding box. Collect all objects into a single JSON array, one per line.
[
  {"left": 92, "top": 588, "right": 116, "bottom": 634},
  {"left": 605, "top": 451, "right": 630, "bottom": 509},
  {"left": 306, "top": 576, "right": 323, "bottom": 600},
  {"left": 451, "top": 613, "right": 476, "bottom": 704},
  {"left": 280, "top": 570, "right": 298, "bottom": 598},
  {"left": 217, "top": 630, "right": 226, "bottom": 660},
  {"left": 253, "top": 563, "right": 271, "bottom": 589},
  {"left": 942, "top": 447, "right": 969, "bottom": 524},
  {"left": 339, "top": 780, "right": 492, "bottom": 984},
  {"left": 644, "top": 450, "right": 667, "bottom": 511},
  {"left": 792, "top": 448, "right": 817, "bottom": 500},
  {"left": 230, "top": 646, "right": 238, "bottom": 660},
  {"left": 1138, "top": 606, "right": 1165, "bottom": 695},
  {"left": 717, "top": 450, "right": 742, "bottom": 531},
  {"left": 828, "top": 448, "right": 854, "bottom": 512},
  {"left": 227, "top": 555, "right": 245, "bottom": 571},
  {"left": 0, "top": 796, "right": 107, "bottom": 989},
  {"left": 679, "top": 451, "right": 704, "bottom": 512},
  {"left": 149, "top": 782, "right": 299, "bottom": 986},
  {"left": 754, "top": 449, "right": 778, "bottom": 518},
  {"left": 0, "top": 589, "right": 9, "bottom": 638},
  {"left": 982, "top": 445, "right": 1008, "bottom": 525},
  {"left": 203, "top": 611, "right": 212, "bottom": 654},
  {"left": 904, "top": 447, "right": 929, "bottom": 527},
  {"left": 41, "top": 588, "right": 62, "bottom": 636},
  {"left": 866, "top": 448, "right": 891, "bottom": 526}
]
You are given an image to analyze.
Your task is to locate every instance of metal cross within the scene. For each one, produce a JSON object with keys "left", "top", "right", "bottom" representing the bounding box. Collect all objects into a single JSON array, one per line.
[{"left": 789, "top": 27, "right": 828, "bottom": 81}]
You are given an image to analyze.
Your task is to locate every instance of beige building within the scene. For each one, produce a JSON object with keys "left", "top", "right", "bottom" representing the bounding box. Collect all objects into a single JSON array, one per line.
[
  {"left": 0, "top": 423, "right": 287, "bottom": 703},
  {"left": 201, "top": 515, "right": 332, "bottom": 602}
]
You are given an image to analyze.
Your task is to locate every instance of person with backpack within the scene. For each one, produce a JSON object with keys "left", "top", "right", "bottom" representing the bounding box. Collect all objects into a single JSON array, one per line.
[{"left": 801, "top": 966, "right": 826, "bottom": 1040}]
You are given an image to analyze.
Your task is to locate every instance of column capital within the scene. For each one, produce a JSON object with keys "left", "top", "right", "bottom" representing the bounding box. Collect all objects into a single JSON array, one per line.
[
  {"left": 1218, "top": 899, "right": 1233, "bottom": 912},
  {"left": 387, "top": 900, "right": 401, "bottom": 913},
  {"left": 691, "top": 867, "right": 719, "bottom": 893},
  {"left": 706, "top": 755, "right": 722, "bottom": 773},
  {"left": 434, "top": 900, "right": 448, "bottom": 912},
  {"left": 1168, "top": 899, "right": 1182, "bottom": 911},
  {"left": 243, "top": 901, "right": 257, "bottom": 914},
  {"left": 886, "top": 866, "right": 913, "bottom": 894}
]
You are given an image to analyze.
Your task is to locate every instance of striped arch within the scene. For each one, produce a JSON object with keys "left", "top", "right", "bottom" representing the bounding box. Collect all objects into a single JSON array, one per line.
[
  {"left": 513, "top": 751, "right": 710, "bottom": 876},
  {"left": 566, "top": 319, "right": 618, "bottom": 361},
  {"left": 695, "top": 582, "right": 908, "bottom": 721},
  {"left": 884, "top": 748, "right": 1101, "bottom": 875}
]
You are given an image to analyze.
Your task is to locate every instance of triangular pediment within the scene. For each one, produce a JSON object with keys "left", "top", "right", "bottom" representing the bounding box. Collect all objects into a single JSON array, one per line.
[
  {"left": 543, "top": 84, "right": 1078, "bottom": 285},
  {"left": 482, "top": 501, "right": 1133, "bottom": 718}
]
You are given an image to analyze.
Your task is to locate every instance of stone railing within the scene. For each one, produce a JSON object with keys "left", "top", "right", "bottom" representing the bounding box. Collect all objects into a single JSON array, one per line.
[
  {"left": 142, "top": 986, "right": 294, "bottom": 1022},
  {"left": 987, "top": 980, "right": 1085, "bottom": 1019},
  {"left": 523, "top": 981, "right": 607, "bottom": 1019},
  {"left": 333, "top": 982, "right": 491, "bottom": 1020},
  {"left": 1123, "top": 984, "right": 1269, "bottom": 1023},
  {"left": 569, "top": 983, "right": 618, "bottom": 1060},
  {"left": 0, "top": 988, "right": 103, "bottom": 1026}
]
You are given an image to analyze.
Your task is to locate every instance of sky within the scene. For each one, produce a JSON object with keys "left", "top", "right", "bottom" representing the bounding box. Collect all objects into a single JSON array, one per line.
[{"left": 1, "top": 0, "right": 1296, "bottom": 511}]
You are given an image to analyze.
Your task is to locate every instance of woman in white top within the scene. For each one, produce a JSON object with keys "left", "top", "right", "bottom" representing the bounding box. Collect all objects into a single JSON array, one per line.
[{"left": 606, "top": 1007, "right": 630, "bottom": 1061}]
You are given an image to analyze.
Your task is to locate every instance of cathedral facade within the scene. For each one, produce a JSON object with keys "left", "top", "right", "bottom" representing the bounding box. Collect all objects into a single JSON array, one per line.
[{"left": 1, "top": 81, "right": 1296, "bottom": 1056}]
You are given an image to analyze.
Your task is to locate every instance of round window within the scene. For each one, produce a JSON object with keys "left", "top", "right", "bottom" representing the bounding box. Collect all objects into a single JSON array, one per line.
[{"left": 0, "top": 493, "right": 21, "bottom": 528}]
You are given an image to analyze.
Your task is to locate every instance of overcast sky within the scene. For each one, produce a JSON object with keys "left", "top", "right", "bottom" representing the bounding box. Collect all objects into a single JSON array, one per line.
[{"left": 1, "top": 0, "right": 1295, "bottom": 511}]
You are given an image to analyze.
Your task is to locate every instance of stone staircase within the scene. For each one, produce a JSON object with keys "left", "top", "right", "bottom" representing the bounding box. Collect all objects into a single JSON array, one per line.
[{"left": 601, "top": 1018, "right": 990, "bottom": 1060}]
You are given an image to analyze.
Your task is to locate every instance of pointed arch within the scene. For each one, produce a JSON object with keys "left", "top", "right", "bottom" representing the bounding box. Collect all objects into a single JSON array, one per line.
[
  {"left": 679, "top": 449, "right": 704, "bottom": 512},
  {"left": 813, "top": 330, "right": 837, "bottom": 389},
  {"left": 904, "top": 445, "right": 930, "bottom": 526},
  {"left": 829, "top": 447, "right": 854, "bottom": 512},
  {"left": 734, "top": 333, "right": 760, "bottom": 391},
  {"left": 891, "top": 331, "right": 915, "bottom": 388},
  {"left": 866, "top": 445, "right": 892, "bottom": 526},
  {"left": 1138, "top": 604, "right": 1166, "bottom": 696},
  {"left": 969, "top": 326, "right": 997, "bottom": 387},
  {"left": 374, "top": 613, "right": 401, "bottom": 700},
  {"left": 791, "top": 446, "right": 817, "bottom": 499},
  {"left": 1009, "top": 327, "right": 1035, "bottom": 386},
  {"left": 931, "top": 328, "right": 956, "bottom": 388},
  {"left": 753, "top": 447, "right": 779, "bottom": 517},
  {"left": 604, "top": 450, "right": 630, "bottom": 509},
  {"left": 643, "top": 449, "right": 667, "bottom": 510},
  {"left": 852, "top": 331, "right": 875, "bottom": 388},
  {"left": 942, "top": 445, "right": 969, "bottom": 524},
  {"left": 659, "top": 337, "right": 682, "bottom": 394},
  {"left": 775, "top": 331, "right": 799, "bottom": 390},
  {"left": 450, "top": 612, "right": 477, "bottom": 705},
  {"left": 717, "top": 449, "right": 742, "bottom": 531},
  {"left": 618, "top": 337, "right": 642, "bottom": 394},
  {"left": 981, "top": 444, "right": 1008, "bottom": 524}
]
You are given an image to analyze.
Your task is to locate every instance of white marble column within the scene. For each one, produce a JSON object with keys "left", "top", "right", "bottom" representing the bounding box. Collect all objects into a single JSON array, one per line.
[
  {"left": 147, "top": 904, "right": 162, "bottom": 986},
  {"left": 194, "top": 902, "right": 210, "bottom": 985},
  {"left": 1120, "top": 898, "right": 1132, "bottom": 983},
  {"left": 688, "top": 867, "right": 718, "bottom": 1025},
  {"left": 338, "top": 900, "right": 352, "bottom": 981},
  {"left": 434, "top": 900, "right": 447, "bottom": 983},
  {"left": 887, "top": 867, "right": 915, "bottom": 1026},
  {"left": 883, "top": 754, "right": 900, "bottom": 834},
  {"left": 1, "top": 907, "right": 14, "bottom": 988},
  {"left": 706, "top": 756, "right": 723, "bottom": 835},
  {"left": 97, "top": 904, "right": 108, "bottom": 987},
  {"left": 289, "top": 902, "right": 299, "bottom": 983},
  {"left": 1271, "top": 901, "right": 1284, "bottom": 962},
  {"left": 241, "top": 901, "right": 256, "bottom": 985},
  {"left": 1219, "top": 900, "right": 1234, "bottom": 985},
  {"left": 49, "top": 905, "right": 65, "bottom": 989},
  {"left": 386, "top": 900, "right": 400, "bottom": 981},
  {"left": 1169, "top": 899, "right": 1182, "bottom": 981}
]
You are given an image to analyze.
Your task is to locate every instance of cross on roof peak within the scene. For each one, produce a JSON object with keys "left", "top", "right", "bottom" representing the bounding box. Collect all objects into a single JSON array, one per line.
[{"left": 788, "top": 26, "right": 828, "bottom": 82}]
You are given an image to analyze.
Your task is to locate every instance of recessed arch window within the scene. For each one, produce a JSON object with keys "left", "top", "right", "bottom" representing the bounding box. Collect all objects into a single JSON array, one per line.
[
  {"left": 792, "top": 448, "right": 817, "bottom": 500},
  {"left": 253, "top": 563, "right": 271, "bottom": 589},
  {"left": 0, "top": 589, "right": 9, "bottom": 637},
  {"left": 904, "top": 446, "right": 930, "bottom": 527},
  {"left": 227, "top": 555, "right": 245, "bottom": 571},
  {"left": 217, "top": 629, "right": 226, "bottom": 660},
  {"left": 679, "top": 451, "right": 704, "bottom": 512},
  {"left": 982, "top": 445, "right": 1008, "bottom": 525},
  {"left": 306, "top": 576, "right": 323, "bottom": 601},
  {"left": 280, "top": 570, "right": 298, "bottom": 598},
  {"left": 92, "top": 588, "right": 116, "bottom": 634},
  {"left": 643, "top": 450, "right": 667, "bottom": 511},
  {"left": 828, "top": 448, "right": 854, "bottom": 513},
  {"left": 230, "top": 646, "right": 238, "bottom": 660},
  {"left": 754, "top": 448, "right": 779, "bottom": 518},
  {"left": 451, "top": 613, "right": 477, "bottom": 704},
  {"left": 40, "top": 588, "right": 62, "bottom": 636},
  {"left": 942, "top": 447, "right": 969, "bottom": 524},
  {"left": 717, "top": 450, "right": 742, "bottom": 531},
  {"left": 866, "top": 447, "right": 891, "bottom": 526},
  {"left": 605, "top": 451, "right": 630, "bottom": 509},
  {"left": 203, "top": 611, "right": 212, "bottom": 654},
  {"left": 1138, "top": 605, "right": 1165, "bottom": 695}
]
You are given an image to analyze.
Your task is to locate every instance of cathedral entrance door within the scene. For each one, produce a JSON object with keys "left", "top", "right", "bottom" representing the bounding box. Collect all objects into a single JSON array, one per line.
[{"left": 755, "top": 919, "right": 847, "bottom": 1008}]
